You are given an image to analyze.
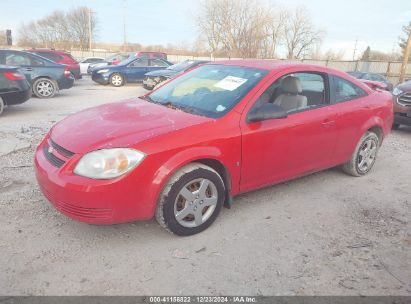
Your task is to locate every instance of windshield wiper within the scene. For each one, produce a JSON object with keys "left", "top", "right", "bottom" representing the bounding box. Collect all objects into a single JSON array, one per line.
[{"left": 141, "top": 95, "right": 160, "bottom": 104}]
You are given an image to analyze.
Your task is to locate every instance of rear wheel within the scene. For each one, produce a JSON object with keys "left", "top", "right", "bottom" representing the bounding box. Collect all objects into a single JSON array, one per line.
[
  {"left": 33, "top": 78, "right": 57, "bottom": 98},
  {"left": 342, "top": 131, "right": 380, "bottom": 177},
  {"left": 156, "top": 163, "right": 225, "bottom": 236},
  {"left": 0, "top": 97, "right": 5, "bottom": 116},
  {"left": 110, "top": 73, "right": 124, "bottom": 87}
]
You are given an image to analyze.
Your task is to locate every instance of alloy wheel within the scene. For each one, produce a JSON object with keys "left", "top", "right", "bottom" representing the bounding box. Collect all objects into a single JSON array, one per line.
[
  {"left": 174, "top": 178, "right": 218, "bottom": 228},
  {"left": 36, "top": 81, "right": 54, "bottom": 97},
  {"left": 358, "top": 139, "right": 378, "bottom": 173},
  {"left": 111, "top": 75, "right": 123, "bottom": 86}
]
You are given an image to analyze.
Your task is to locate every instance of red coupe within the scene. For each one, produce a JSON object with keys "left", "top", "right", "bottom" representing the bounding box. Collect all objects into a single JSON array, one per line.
[{"left": 35, "top": 60, "right": 394, "bottom": 235}]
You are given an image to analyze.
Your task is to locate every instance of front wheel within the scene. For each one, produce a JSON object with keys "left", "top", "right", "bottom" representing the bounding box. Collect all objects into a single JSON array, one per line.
[
  {"left": 110, "top": 73, "right": 124, "bottom": 87},
  {"left": 33, "top": 78, "right": 57, "bottom": 98},
  {"left": 156, "top": 163, "right": 225, "bottom": 236},
  {"left": 342, "top": 131, "right": 380, "bottom": 177}
]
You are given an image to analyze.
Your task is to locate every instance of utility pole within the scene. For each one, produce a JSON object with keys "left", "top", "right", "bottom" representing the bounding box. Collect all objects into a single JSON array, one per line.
[
  {"left": 123, "top": 0, "right": 127, "bottom": 52},
  {"left": 88, "top": 8, "right": 92, "bottom": 51},
  {"left": 352, "top": 38, "right": 358, "bottom": 61},
  {"left": 399, "top": 29, "right": 411, "bottom": 83}
]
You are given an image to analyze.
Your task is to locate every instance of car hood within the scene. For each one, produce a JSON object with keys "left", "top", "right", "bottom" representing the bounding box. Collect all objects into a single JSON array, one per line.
[
  {"left": 50, "top": 98, "right": 212, "bottom": 154},
  {"left": 145, "top": 69, "right": 178, "bottom": 77},
  {"left": 397, "top": 80, "right": 411, "bottom": 92}
]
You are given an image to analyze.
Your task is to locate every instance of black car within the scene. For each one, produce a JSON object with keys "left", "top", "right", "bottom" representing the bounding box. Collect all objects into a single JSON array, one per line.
[
  {"left": 347, "top": 71, "right": 393, "bottom": 91},
  {"left": 392, "top": 81, "right": 411, "bottom": 128},
  {"left": 0, "top": 65, "right": 31, "bottom": 116},
  {"left": 0, "top": 50, "right": 74, "bottom": 98},
  {"left": 143, "top": 60, "right": 209, "bottom": 90}
]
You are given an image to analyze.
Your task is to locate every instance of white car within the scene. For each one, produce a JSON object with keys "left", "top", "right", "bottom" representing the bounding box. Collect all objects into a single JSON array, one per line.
[{"left": 79, "top": 57, "right": 105, "bottom": 75}]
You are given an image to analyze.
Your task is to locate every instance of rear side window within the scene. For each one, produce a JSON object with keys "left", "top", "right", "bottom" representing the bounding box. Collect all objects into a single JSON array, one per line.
[
  {"left": 34, "top": 52, "right": 63, "bottom": 62},
  {"left": 331, "top": 75, "right": 367, "bottom": 103},
  {"left": 129, "top": 59, "right": 149, "bottom": 67},
  {"left": 150, "top": 59, "right": 168, "bottom": 67}
]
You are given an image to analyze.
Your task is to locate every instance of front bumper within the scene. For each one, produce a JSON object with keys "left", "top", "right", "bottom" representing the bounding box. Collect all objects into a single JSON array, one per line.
[
  {"left": 34, "top": 136, "right": 159, "bottom": 224},
  {"left": 91, "top": 73, "right": 110, "bottom": 85},
  {"left": 394, "top": 101, "right": 411, "bottom": 126}
]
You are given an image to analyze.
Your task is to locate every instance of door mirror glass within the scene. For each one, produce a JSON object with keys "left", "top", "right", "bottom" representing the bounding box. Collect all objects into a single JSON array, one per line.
[{"left": 247, "top": 103, "right": 287, "bottom": 123}]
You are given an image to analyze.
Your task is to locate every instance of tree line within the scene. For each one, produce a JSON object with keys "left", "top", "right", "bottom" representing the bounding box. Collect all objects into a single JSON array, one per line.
[{"left": 18, "top": 7, "right": 97, "bottom": 50}]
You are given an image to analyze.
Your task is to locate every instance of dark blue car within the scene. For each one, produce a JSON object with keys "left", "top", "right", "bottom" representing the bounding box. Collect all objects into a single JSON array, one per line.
[
  {"left": 91, "top": 57, "right": 172, "bottom": 87},
  {"left": 0, "top": 50, "right": 74, "bottom": 98},
  {"left": 143, "top": 60, "right": 209, "bottom": 90}
]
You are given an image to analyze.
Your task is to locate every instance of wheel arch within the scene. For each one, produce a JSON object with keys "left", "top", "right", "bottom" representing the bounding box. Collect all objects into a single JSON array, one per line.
[{"left": 151, "top": 148, "right": 235, "bottom": 215}]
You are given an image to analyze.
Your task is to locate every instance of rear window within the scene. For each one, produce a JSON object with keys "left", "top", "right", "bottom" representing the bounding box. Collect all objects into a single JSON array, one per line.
[{"left": 331, "top": 75, "right": 367, "bottom": 103}]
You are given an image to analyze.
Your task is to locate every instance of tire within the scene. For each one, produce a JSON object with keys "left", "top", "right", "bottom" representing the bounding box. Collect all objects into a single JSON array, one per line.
[
  {"left": 110, "top": 73, "right": 124, "bottom": 87},
  {"left": 156, "top": 163, "right": 225, "bottom": 236},
  {"left": 0, "top": 97, "right": 5, "bottom": 116},
  {"left": 392, "top": 123, "right": 400, "bottom": 130},
  {"left": 342, "top": 131, "right": 380, "bottom": 177},
  {"left": 32, "top": 78, "right": 57, "bottom": 98}
]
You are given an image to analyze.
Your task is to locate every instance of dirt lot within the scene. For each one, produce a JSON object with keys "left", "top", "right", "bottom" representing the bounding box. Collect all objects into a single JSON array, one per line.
[{"left": 0, "top": 78, "right": 410, "bottom": 296}]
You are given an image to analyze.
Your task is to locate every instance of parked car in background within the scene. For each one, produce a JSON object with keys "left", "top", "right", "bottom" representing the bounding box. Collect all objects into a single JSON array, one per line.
[
  {"left": 87, "top": 52, "right": 168, "bottom": 74},
  {"left": 0, "top": 50, "right": 74, "bottom": 98},
  {"left": 79, "top": 57, "right": 105, "bottom": 75},
  {"left": 392, "top": 80, "right": 411, "bottom": 129},
  {"left": 92, "top": 57, "right": 172, "bottom": 86},
  {"left": 0, "top": 65, "right": 31, "bottom": 116},
  {"left": 26, "top": 49, "right": 82, "bottom": 80},
  {"left": 347, "top": 71, "right": 393, "bottom": 91},
  {"left": 36, "top": 61, "right": 393, "bottom": 235},
  {"left": 143, "top": 60, "right": 209, "bottom": 90}
]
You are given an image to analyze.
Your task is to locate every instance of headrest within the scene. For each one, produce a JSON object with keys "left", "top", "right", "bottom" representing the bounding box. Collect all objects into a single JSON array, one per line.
[{"left": 281, "top": 76, "right": 302, "bottom": 94}]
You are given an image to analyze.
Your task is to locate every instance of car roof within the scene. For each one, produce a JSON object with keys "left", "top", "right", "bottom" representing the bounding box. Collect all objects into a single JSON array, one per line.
[
  {"left": 208, "top": 59, "right": 338, "bottom": 72},
  {"left": 28, "top": 49, "right": 71, "bottom": 55}
]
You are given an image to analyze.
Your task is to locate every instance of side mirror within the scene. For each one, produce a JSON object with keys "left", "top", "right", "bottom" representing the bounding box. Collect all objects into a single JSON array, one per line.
[{"left": 247, "top": 103, "right": 288, "bottom": 123}]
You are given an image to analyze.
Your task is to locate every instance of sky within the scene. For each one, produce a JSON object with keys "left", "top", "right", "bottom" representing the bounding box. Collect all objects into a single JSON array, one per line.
[{"left": 1, "top": 0, "right": 411, "bottom": 59}]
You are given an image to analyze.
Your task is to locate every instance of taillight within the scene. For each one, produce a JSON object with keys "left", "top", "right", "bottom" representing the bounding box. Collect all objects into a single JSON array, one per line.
[
  {"left": 63, "top": 68, "right": 71, "bottom": 77},
  {"left": 3, "top": 71, "right": 26, "bottom": 81}
]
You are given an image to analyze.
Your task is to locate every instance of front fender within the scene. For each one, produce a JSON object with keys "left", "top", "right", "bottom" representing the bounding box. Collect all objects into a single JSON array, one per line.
[{"left": 147, "top": 146, "right": 234, "bottom": 215}]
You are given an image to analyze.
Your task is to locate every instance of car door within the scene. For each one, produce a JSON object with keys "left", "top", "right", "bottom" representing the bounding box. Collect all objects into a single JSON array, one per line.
[
  {"left": 328, "top": 74, "right": 371, "bottom": 163},
  {"left": 124, "top": 58, "right": 149, "bottom": 82},
  {"left": 239, "top": 70, "right": 339, "bottom": 193}
]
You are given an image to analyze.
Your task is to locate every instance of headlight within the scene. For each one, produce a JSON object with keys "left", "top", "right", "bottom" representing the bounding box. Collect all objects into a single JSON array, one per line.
[
  {"left": 97, "top": 69, "right": 109, "bottom": 74},
  {"left": 392, "top": 87, "right": 403, "bottom": 96},
  {"left": 74, "top": 148, "right": 145, "bottom": 179}
]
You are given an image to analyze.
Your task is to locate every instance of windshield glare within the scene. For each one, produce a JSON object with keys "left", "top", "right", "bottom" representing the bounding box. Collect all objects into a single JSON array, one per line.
[{"left": 148, "top": 64, "right": 268, "bottom": 118}]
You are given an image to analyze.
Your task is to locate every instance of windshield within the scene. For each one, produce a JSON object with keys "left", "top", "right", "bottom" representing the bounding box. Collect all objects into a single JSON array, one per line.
[
  {"left": 168, "top": 60, "right": 196, "bottom": 72},
  {"left": 147, "top": 64, "right": 268, "bottom": 118}
]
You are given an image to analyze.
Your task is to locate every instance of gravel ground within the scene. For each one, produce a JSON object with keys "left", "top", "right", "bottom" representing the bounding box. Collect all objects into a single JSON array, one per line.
[{"left": 0, "top": 78, "right": 410, "bottom": 296}]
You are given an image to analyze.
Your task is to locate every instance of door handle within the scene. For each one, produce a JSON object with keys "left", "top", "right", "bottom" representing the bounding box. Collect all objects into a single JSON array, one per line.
[
  {"left": 25, "top": 68, "right": 33, "bottom": 71},
  {"left": 322, "top": 119, "right": 335, "bottom": 127}
]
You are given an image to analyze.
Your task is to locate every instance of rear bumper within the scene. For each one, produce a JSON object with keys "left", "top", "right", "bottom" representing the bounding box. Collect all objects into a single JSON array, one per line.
[
  {"left": 57, "top": 76, "right": 74, "bottom": 90},
  {"left": 69, "top": 67, "right": 82, "bottom": 79},
  {"left": 0, "top": 87, "right": 31, "bottom": 105}
]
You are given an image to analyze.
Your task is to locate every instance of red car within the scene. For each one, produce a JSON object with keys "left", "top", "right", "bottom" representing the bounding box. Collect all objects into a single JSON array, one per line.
[
  {"left": 35, "top": 61, "right": 393, "bottom": 235},
  {"left": 26, "top": 49, "right": 82, "bottom": 80}
]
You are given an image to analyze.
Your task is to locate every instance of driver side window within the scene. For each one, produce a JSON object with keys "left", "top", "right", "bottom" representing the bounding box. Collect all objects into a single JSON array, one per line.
[{"left": 252, "top": 72, "right": 327, "bottom": 114}]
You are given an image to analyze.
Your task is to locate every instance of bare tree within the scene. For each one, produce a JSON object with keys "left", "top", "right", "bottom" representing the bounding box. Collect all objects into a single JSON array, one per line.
[
  {"left": 17, "top": 7, "right": 97, "bottom": 50},
  {"left": 197, "top": 0, "right": 274, "bottom": 58},
  {"left": 283, "top": 7, "right": 323, "bottom": 59}
]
